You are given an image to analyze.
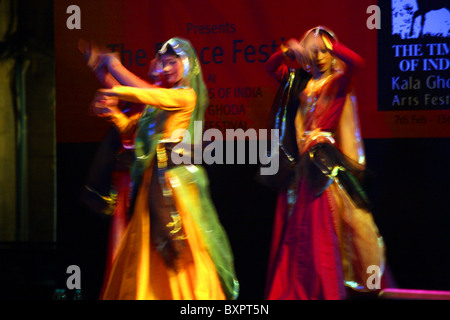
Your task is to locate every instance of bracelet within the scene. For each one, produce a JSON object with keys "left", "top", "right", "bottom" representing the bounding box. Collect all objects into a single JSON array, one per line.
[{"left": 281, "top": 43, "right": 296, "bottom": 61}]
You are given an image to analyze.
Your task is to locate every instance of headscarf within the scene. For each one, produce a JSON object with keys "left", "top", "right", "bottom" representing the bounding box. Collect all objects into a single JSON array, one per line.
[{"left": 298, "top": 25, "right": 340, "bottom": 74}]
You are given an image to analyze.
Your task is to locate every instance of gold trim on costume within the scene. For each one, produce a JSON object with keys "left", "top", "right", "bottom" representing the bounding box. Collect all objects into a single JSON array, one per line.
[{"left": 84, "top": 185, "right": 117, "bottom": 215}]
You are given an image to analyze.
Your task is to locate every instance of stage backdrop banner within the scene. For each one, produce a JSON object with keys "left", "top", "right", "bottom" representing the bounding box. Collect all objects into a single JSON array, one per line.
[{"left": 54, "top": 0, "right": 449, "bottom": 143}]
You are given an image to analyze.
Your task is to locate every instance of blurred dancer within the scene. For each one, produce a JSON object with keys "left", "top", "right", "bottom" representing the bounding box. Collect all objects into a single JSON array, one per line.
[
  {"left": 261, "top": 26, "right": 385, "bottom": 300},
  {"left": 79, "top": 39, "right": 146, "bottom": 289},
  {"left": 90, "top": 38, "right": 239, "bottom": 300}
]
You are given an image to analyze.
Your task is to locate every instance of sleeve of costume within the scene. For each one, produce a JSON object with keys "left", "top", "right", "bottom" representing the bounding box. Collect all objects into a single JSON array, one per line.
[
  {"left": 317, "top": 43, "right": 364, "bottom": 133},
  {"left": 108, "top": 111, "right": 142, "bottom": 141},
  {"left": 331, "top": 42, "right": 365, "bottom": 95},
  {"left": 332, "top": 42, "right": 365, "bottom": 72},
  {"left": 111, "top": 86, "right": 197, "bottom": 111},
  {"left": 265, "top": 50, "right": 289, "bottom": 83}
]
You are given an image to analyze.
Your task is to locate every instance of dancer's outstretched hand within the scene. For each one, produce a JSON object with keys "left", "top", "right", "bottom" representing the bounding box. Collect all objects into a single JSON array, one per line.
[{"left": 78, "top": 39, "right": 120, "bottom": 72}]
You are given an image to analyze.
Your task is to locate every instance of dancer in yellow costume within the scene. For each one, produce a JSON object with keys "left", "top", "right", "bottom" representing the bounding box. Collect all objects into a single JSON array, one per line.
[{"left": 91, "top": 38, "right": 239, "bottom": 300}]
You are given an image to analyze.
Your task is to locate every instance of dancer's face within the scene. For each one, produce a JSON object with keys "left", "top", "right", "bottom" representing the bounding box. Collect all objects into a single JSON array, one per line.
[
  {"left": 159, "top": 53, "right": 184, "bottom": 87},
  {"left": 309, "top": 35, "right": 333, "bottom": 74}
]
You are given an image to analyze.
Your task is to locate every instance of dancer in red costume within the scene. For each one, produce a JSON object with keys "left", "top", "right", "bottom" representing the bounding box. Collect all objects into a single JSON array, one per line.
[{"left": 262, "top": 26, "right": 385, "bottom": 300}]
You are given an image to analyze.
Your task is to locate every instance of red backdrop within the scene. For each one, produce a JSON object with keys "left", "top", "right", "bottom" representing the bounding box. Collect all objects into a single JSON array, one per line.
[{"left": 54, "top": 0, "right": 449, "bottom": 143}]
